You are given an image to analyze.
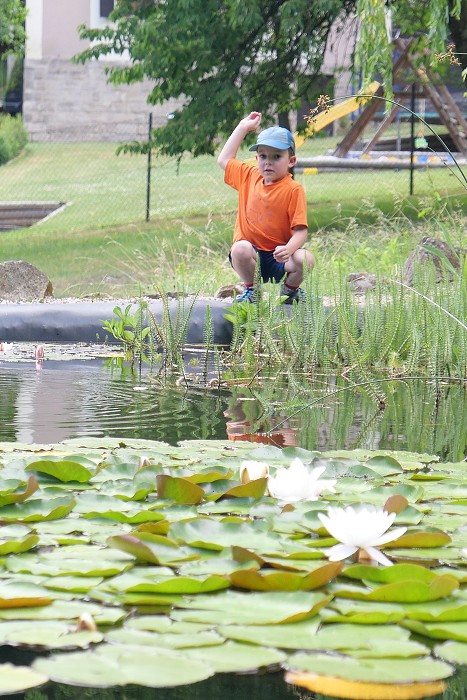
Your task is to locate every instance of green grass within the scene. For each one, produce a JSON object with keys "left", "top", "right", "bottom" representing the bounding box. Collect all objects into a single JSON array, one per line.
[{"left": 0, "top": 139, "right": 466, "bottom": 298}]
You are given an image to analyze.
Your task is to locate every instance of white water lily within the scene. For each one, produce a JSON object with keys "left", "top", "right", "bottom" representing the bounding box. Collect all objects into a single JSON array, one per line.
[
  {"left": 318, "top": 505, "right": 407, "bottom": 566},
  {"left": 267, "top": 458, "right": 336, "bottom": 502},
  {"left": 240, "top": 460, "right": 269, "bottom": 483}
]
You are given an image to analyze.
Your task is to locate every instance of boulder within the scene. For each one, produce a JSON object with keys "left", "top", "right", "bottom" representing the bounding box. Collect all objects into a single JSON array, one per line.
[
  {"left": 215, "top": 283, "right": 243, "bottom": 299},
  {"left": 347, "top": 272, "right": 378, "bottom": 293},
  {"left": 403, "top": 237, "right": 465, "bottom": 286},
  {"left": 0, "top": 260, "right": 53, "bottom": 301}
]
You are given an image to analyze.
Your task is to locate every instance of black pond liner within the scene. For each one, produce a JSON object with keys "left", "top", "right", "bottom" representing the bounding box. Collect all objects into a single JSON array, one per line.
[{"left": 0, "top": 299, "right": 233, "bottom": 345}]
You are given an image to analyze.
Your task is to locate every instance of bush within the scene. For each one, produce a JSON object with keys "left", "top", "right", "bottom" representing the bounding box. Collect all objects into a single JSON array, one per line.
[{"left": 0, "top": 113, "right": 28, "bottom": 165}]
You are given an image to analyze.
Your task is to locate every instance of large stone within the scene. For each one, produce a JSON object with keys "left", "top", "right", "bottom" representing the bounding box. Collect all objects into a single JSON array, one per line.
[
  {"left": 0, "top": 260, "right": 53, "bottom": 301},
  {"left": 403, "top": 237, "right": 465, "bottom": 286}
]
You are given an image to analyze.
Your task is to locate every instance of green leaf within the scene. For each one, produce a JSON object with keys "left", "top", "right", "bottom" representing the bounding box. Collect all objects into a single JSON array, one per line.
[
  {"left": 105, "top": 626, "right": 224, "bottom": 649},
  {"left": 33, "top": 645, "right": 214, "bottom": 687},
  {"left": 403, "top": 620, "right": 467, "bottom": 642},
  {"left": 0, "top": 496, "right": 76, "bottom": 521},
  {"left": 26, "top": 459, "right": 94, "bottom": 483},
  {"left": 184, "top": 640, "right": 287, "bottom": 672},
  {"left": 0, "top": 582, "right": 53, "bottom": 609},
  {"left": 434, "top": 640, "right": 467, "bottom": 665},
  {"left": 287, "top": 651, "right": 453, "bottom": 683},
  {"left": 0, "top": 620, "right": 103, "bottom": 649},
  {"left": 0, "top": 664, "right": 48, "bottom": 693},
  {"left": 156, "top": 474, "right": 205, "bottom": 504},
  {"left": 334, "top": 574, "right": 458, "bottom": 603},
  {"left": 0, "top": 475, "right": 39, "bottom": 506},
  {"left": 229, "top": 561, "right": 343, "bottom": 591},
  {"left": 172, "top": 591, "right": 331, "bottom": 625}
]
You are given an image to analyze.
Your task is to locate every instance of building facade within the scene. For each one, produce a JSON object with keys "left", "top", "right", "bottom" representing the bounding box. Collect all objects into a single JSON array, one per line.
[{"left": 23, "top": 0, "right": 181, "bottom": 141}]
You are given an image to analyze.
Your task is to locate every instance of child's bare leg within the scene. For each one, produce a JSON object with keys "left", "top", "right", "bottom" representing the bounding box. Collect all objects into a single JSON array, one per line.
[
  {"left": 284, "top": 249, "right": 315, "bottom": 287},
  {"left": 230, "top": 240, "right": 257, "bottom": 286}
]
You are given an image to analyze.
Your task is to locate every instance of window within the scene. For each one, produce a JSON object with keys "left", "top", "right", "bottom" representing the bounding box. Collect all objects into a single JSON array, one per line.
[{"left": 100, "top": 0, "right": 115, "bottom": 18}]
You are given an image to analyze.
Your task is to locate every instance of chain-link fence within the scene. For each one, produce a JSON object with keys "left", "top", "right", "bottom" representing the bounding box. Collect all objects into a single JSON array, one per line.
[{"left": 1, "top": 112, "right": 466, "bottom": 234}]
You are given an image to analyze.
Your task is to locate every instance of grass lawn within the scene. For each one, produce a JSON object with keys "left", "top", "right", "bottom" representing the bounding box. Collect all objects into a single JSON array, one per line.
[{"left": 0, "top": 139, "right": 466, "bottom": 297}]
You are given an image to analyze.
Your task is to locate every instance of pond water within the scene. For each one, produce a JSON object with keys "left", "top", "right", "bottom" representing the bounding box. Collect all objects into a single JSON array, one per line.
[
  {"left": 0, "top": 351, "right": 466, "bottom": 700},
  {"left": 0, "top": 355, "right": 466, "bottom": 461}
]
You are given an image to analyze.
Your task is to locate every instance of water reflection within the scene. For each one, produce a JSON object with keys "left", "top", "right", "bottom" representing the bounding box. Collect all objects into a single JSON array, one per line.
[
  {"left": 0, "top": 360, "right": 466, "bottom": 461},
  {"left": 223, "top": 377, "right": 467, "bottom": 461},
  {"left": 0, "top": 359, "right": 230, "bottom": 445}
]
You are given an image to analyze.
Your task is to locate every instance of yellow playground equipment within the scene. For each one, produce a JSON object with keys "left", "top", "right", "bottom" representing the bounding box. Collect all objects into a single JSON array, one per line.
[{"left": 294, "top": 81, "right": 381, "bottom": 150}]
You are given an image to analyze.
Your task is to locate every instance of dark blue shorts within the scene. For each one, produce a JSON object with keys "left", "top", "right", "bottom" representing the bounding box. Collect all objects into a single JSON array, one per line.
[{"left": 229, "top": 248, "right": 286, "bottom": 283}]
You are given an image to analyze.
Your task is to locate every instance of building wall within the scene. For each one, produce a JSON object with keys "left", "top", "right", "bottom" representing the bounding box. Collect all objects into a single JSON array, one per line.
[{"left": 23, "top": 0, "right": 180, "bottom": 142}]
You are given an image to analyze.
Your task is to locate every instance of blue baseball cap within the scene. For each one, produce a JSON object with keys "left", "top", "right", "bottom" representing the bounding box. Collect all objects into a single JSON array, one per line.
[{"left": 249, "top": 126, "right": 295, "bottom": 154}]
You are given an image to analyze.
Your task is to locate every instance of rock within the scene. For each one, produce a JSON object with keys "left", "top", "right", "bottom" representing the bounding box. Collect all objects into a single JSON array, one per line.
[
  {"left": 0, "top": 260, "right": 53, "bottom": 301},
  {"left": 215, "top": 284, "right": 243, "bottom": 299},
  {"left": 403, "top": 237, "right": 465, "bottom": 286},
  {"left": 347, "top": 272, "right": 378, "bottom": 292}
]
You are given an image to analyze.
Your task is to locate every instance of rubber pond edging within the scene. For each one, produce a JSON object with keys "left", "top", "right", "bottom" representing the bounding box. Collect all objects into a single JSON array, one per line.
[{"left": 0, "top": 299, "right": 233, "bottom": 345}]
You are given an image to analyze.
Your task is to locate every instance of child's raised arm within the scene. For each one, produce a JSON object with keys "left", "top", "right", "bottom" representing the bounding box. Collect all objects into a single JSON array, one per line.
[{"left": 217, "top": 112, "right": 262, "bottom": 170}]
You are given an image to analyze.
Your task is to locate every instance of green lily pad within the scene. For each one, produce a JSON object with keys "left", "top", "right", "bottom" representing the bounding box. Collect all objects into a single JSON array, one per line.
[
  {"left": 169, "top": 517, "right": 284, "bottom": 552},
  {"left": 105, "top": 626, "right": 224, "bottom": 649},
  {"left": 403, "top": 620, "right": 467, "bottom": 642},
  {"left": 0, "top": 496, "right": 76, "bottom": 521},
  {"left": 184, "top": 640, "right": 287, "bottom": 672},
  {"left": 0, "top": 582, "right": 53, "bottom": 608},
  {"left": 0, "top": 664, "right": 48, "bottom": 693},
  {"left": 333, "top": 573, "right": 458, "bottom": 602},
  {"left": 229, "top": 561, "right": 342, "bottom": 591},
  {"left": 26, "top": 458, "right": 95, "bottom": 483},
  {"left": 107, "top": 533, "right": 197, "bottom": 565},
  {"left": 125, "top": 616, "right": 213, "bottom": 633},
  {"left": 102, "top": 571, "right": 229, "bottom": 594},
  {"left": 33, "top": 645, "right": 214, "bottom": 687},
  {"left": 0, "top": 475, "right": 39, "bottom": 506},
  {"left": 0, "top": 531, "right": 39, "bottom": 555},
  {"left": 286, "top": 651, "right": 453, "bottom": 683},
  {"left": 0, "top": 620, "right": 103, "bottom": 649},
  {"left": 434, "top": 640, "right": 467, "bottom": 665},
  {"left": 221, "top": 620, "right": 415, "bottom": 652},
  {"left": 172, "top": 590, "right": 331, "bottom": 625},
  {"left": 156, "top": 474, "right": 205, "bottom": 504}
]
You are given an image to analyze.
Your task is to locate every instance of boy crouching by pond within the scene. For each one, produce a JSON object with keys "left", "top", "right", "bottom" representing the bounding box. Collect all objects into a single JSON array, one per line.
[{"left": 217, "top": 111, "right": 314, "bottom": 303}]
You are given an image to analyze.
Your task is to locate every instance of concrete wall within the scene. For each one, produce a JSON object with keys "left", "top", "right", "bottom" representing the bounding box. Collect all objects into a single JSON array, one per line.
[{"left": 22, "top": 58, "right": 180, "bottom": 142}]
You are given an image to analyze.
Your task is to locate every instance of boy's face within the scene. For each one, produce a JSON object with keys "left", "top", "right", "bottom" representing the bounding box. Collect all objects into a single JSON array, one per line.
[{"left": 256, "top": 145, "right": 296, "bottom": 184}]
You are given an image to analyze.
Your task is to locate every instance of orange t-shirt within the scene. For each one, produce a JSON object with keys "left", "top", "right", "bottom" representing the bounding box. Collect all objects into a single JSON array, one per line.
[{"left": 225, "top": 159, "right": 308, "bottom": 251}]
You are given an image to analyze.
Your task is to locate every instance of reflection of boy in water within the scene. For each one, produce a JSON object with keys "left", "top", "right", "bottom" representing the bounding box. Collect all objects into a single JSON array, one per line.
[{"left": 224, "top": 400, "right": 297, "bottom": 448}]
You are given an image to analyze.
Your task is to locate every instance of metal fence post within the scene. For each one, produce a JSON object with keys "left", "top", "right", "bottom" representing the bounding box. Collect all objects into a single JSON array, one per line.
[
  {"left": 409, "top": 83, "right": 415, "bottom": 196},
  {"left": 146, "top": 112, "right": 153, "bottom": 222}
]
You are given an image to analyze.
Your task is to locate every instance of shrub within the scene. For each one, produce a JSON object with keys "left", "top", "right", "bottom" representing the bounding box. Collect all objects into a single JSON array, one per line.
[{"left": 0, "top": 113, "right": 28, "bottom": 165}]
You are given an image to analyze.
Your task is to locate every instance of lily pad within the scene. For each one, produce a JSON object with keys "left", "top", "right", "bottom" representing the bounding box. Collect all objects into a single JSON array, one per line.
[
  {"left": 286, "top": 651, "right": 453, "bottom": 683},
  {"left": 434, "top": 640, "right": 467, "bottom": 665},
  {"left": 172, "top": 591, "right": 330, "bottom": 625},
  {"left": 184, "top": 639, "right": 287, "bottom": 672},
  {"left": 0, "top": 664, "right": 48, "bottom": 693},
  {"left": 33, "top": 645, "right": 215, "bottom": 687},
  {"left": 26, "top": 458, "right": 95, "bottom": 483},
  {"left": 229, "top": 561, "right": 343, "bottom": 591}
]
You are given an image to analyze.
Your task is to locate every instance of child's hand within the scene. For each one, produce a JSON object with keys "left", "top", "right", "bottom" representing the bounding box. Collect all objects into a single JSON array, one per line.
[
  {"left": 273, "top": 245, "right": 290, "bottom": 263},
  {"left": 240, "top": 112, "right": 262, "bottom": 133}
]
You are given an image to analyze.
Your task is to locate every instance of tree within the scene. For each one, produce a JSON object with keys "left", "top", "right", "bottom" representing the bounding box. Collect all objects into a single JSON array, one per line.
[
  {"left": 74, "top": 0, "right": 462, "bottom": 157},
  {"left": 75, "top": 0, "right": 356, "bottom": 156},
  {"left": 0, "top": 0, "right": 26, "bottom": 59}
]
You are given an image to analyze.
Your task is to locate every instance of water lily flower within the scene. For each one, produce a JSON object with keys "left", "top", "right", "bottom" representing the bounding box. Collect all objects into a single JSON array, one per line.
[
  {"left": 240, "top": 460, "right": 269, "bottom": 483},
  {"left": 76, "top": 612, "right": 97, "bottom": 631},
  {"left": 318, "top": 505, "right": 407, "bottom": 566},
  {"left": 267, "top": 458, "right": 336, "bottom": 502}
]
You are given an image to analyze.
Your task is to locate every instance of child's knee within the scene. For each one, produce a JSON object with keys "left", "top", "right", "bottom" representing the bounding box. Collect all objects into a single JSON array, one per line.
[
  {"left": 231, "top": 240, "right": 256, "bottom": 261},
  {"left": 293, "top": 249, "right": 314, "bottom": 270}
]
